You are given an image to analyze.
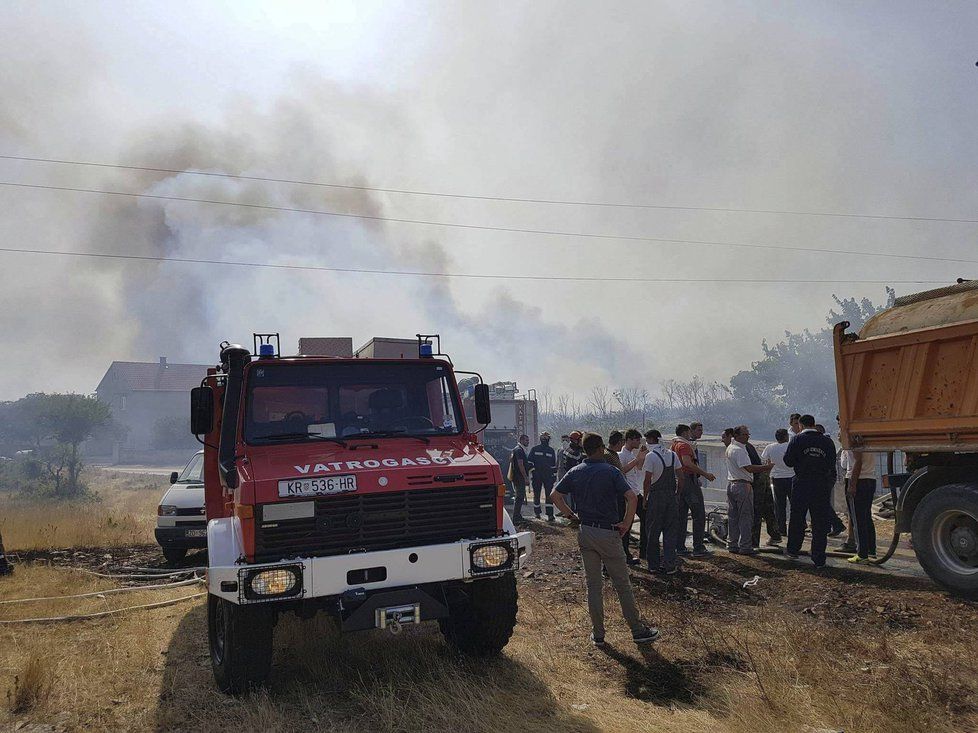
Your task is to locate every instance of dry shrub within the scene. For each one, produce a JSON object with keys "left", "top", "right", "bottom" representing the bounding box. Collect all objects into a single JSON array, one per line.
[
  {"left": 0, "top": 468, "right": 163, "bottom": 550},
  {"left": 7, "top": 653, "right": 52, "bottom": 714}
]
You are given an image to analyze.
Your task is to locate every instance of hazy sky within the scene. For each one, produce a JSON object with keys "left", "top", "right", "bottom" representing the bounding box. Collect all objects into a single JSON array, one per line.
[{"left": 1, "top": 1, "right": 976, "bottom": 402}]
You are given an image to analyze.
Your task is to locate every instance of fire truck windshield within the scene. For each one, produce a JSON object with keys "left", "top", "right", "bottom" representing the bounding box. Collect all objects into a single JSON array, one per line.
[{"left": 243, "top": 362, "right": 464, "bottom": 445}]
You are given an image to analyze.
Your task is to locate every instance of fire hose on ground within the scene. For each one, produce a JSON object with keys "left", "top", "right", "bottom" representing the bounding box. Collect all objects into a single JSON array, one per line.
[
  {"left": 0, "top": 565, "right": 207, "bottom": 624},
  {"left": 705, "top": 504, "right": 902, "bottom": 566},
  {"left": 0, "top": 591, "right": 206, "bottom": 625}
]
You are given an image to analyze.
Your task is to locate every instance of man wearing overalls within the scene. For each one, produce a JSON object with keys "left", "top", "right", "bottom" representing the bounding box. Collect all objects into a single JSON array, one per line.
[{"left": 642, "top": 430, "right": 682, "bottom": 575}]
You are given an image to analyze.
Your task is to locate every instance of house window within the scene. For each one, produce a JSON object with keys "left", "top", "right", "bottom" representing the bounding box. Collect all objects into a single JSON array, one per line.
[{"left": 120, "top": 395, "right": 127, "bottom": 411}]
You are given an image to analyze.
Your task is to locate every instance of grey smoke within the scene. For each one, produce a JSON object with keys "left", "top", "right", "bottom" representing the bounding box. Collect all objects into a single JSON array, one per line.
[
  {"left": 0, "top": 70, "right": 641, "bottom": 397},
  {"left": 1, "top": 3, "right": 976, "bottom": 401}
]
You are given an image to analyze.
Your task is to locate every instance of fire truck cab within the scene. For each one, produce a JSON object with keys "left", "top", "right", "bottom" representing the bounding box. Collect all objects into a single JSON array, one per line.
[{"left": 191, "top": 335, "right": 532, "bottom": 693}]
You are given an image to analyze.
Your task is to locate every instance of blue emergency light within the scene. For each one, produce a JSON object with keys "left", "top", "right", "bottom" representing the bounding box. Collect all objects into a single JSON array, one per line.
[
  {"left": 419, "top": 341, "right": 434, "bottom": 358},
  {"left": 259, "top": 343, "right": 276, "bottom": 358}
]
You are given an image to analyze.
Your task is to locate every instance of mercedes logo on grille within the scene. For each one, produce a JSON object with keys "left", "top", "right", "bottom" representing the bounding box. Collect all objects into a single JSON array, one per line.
[{"left": 345, "top": 512, "right": 364, "bottom": 530}]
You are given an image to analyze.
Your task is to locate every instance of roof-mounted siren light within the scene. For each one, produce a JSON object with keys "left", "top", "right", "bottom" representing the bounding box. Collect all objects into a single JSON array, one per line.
[
  {"left": 254, "top": 333, "right": 280, "bottom": 359},
  {"left": 416, "top": 333, "right": 441, "bottom": 359}
]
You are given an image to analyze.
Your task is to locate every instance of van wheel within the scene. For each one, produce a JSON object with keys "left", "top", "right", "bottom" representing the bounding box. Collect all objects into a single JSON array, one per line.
[
  {"left": 439, "top": 574, "right": 518, "bottom": 656},
  {"left": 208, "top": 594, "right": 274, "bottom": 694},
  {"left": 162, "top": 547, "right": 187, "bottom": 564},
  {"left": 911, "top": 483, "right": 978, "bottom": 597}
]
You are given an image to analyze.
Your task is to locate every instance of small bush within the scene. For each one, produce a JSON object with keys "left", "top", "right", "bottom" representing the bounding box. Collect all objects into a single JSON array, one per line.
[{"left": 8, "top": 653, "right": 52, "bottom": 714}]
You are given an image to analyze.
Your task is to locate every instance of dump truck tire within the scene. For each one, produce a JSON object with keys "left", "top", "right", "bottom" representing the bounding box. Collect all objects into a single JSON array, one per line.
[
  {"left": 911, "top": 483, "right": 978, "bottom": 597},
  {"left": 439, "top": 574, "right": 518, "bottom": 656},
  {"left": 208, "top": 594, "right": 274, "bottom": 694},
  {"left": 162, "top": 547, "right": 187, "bottom": 564}
]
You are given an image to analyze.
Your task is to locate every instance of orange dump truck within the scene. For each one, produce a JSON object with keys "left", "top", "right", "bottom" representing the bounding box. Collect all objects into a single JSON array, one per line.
[{"left": 834, "top": 280, "right": 978, "bottom": 594}]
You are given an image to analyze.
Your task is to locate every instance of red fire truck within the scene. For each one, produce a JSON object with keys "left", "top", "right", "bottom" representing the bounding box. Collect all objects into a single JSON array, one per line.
[{"left": 191, "top": 335, "right": 533, "bottom": 693}]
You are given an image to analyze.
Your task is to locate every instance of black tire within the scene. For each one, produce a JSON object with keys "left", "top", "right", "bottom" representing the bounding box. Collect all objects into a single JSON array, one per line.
[
  {"left": 438, "top": 574, "right": 518, "bottom": 656},
  {"left": 161, "top": 547, "right": 187, "bottom": 565},
  {"left": 911, "top": 483, "right": 978, "bottom": 597},
  {"left": 208, "top": 594, "right": 274, "bottom": 694}
]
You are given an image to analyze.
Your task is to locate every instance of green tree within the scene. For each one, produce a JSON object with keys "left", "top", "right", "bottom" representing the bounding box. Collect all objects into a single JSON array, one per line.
[
  {"left": 728, "top": 289, "right": 895, "bottom": 432},
  {"left": 0, "top": 393, "right": 111, "bottom": 497}
]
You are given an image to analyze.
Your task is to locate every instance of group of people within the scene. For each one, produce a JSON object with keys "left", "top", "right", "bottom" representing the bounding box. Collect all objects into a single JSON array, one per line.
[
  {"left": 719, "top": 413, "right": 879, "bottom": 568},
  {"left": 507, "top": 414, "right": 880, "bottom": 646}
]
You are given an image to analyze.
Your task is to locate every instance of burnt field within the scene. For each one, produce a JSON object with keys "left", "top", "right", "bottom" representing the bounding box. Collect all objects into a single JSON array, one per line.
[{"left": 2, "top": 513, "right": 977, "bottom": 733}]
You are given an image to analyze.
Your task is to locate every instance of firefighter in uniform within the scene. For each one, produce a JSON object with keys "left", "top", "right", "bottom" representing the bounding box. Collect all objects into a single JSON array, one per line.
[
  {"left": 557, "top": 430, "right": 586, "bottom": 512},
  {"left": 784, "top": 414, "right": 838, "bottom": 567},
  {"left": 528, "top": 432, "right": 558, "bottom": 521}
]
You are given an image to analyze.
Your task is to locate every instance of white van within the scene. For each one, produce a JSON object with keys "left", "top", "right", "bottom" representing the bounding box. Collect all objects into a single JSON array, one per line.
[{"left": 155, "top": 450, "right": 206, "bottom": 564}]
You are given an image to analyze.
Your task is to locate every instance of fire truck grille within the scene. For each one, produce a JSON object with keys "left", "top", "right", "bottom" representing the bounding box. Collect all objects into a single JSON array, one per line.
[{"left": 254, "top": 485, "right": 499, "bottom": 562}]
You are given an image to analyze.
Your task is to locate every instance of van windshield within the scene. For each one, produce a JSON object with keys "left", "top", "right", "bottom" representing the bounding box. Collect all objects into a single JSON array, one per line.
[
  {"left": 176, "top": 452, "right": 204, "bottom": 483},
  {"left": 243, "top": 362, "right": 464, "bottom": 444}
]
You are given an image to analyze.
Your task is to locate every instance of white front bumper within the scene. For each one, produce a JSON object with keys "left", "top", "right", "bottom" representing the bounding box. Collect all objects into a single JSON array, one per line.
[{"left": 207, "top": 525, "right": 533, "bottom": 604}]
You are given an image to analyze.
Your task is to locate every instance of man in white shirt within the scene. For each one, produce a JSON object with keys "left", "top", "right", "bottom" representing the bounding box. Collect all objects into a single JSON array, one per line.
[
  {"left": 641, "top": 429, "right": 681, "bottom": 574},
  {"left": 761, "top": 429, "right": 794, "bottom": 536},
  {"left": 841, "top": 448, "right": 879, "bottom": 562},
  {"left": 788, "top": 413, "right": 802, "bottom": 441},
  {"left": 618, "top": 429, "right": 649, "bottom": 565},
  {"left": 725, "top": 425, "right": 773, "bottom": 555}
]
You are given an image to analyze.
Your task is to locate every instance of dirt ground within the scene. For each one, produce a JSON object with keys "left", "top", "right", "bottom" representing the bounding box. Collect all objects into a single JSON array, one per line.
[{"left": 2, "top": 515, "right": 978, "bottom": 733}]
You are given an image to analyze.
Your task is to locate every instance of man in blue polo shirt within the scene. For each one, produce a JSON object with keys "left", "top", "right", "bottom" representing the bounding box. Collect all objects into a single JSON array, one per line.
[{"left": 551, "top": 432, "right": 659, "bottom": 647}]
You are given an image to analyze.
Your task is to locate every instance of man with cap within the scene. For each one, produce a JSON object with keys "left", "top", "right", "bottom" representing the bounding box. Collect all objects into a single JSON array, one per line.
[
  {"left": 558, "top": 430, "right": 586, "bottom": 480},
  {"left": 558, "top": 431, "right": 587, "bottom": 512},
  {"left": 551, "top": 432, "right": 659, "bottom": 647},
  {"left": 528, "top": 432, "right": 558, "bottom": 521}
]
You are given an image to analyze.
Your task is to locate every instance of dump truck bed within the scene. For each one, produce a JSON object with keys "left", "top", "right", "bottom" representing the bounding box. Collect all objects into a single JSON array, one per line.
[{"left": 834, "top": 281, "right": 978, "bottom": 453}]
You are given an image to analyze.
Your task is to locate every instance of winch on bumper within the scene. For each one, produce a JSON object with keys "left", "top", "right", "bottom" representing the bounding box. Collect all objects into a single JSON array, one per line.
[{"left": 207, "top": 529, "right": 533, "bottom": 617}]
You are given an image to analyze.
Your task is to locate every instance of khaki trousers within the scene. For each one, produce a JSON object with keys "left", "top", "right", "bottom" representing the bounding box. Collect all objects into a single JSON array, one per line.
[{"left": 578, "top": 524, "right": 643, "bottom": 638}]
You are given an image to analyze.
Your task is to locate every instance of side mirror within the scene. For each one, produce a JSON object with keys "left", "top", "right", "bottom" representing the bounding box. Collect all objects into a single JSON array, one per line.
[
  {"left": 190, "top": 387, "right": 214, "bottom": 435},
  {"left": 169, "top": 471, "right": 179, "bottom": 484},
  {"left": 474, "top": 383, "right": 492, "bottom": 425}
]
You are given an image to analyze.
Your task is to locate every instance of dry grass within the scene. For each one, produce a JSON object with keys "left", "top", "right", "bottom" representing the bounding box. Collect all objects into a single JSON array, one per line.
[
  {"left": 1, "top": 527, "right": 976, "bottom": 733},
  {"left": 0, "top": 468, "right": 163, "bottom": 550}
]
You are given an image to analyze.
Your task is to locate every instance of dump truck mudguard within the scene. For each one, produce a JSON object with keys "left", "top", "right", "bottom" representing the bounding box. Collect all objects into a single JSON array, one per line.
[{"left": 896, "top": 466, "right": 978, "bottom": 532}]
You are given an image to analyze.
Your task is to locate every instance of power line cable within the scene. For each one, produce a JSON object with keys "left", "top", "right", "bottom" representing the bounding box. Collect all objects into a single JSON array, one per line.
[
  {"left": 3, "top": 153, "right": 976, "bottom": 224},
  {"left": 1, "top": 180, "right": 976, "bottom": 267},
  {"left": 0, "top": 245, "right": 952, "bottom": 285}
]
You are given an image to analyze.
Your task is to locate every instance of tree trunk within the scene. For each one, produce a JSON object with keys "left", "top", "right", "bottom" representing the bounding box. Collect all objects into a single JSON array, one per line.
[
  {"left": 68, "top": 442, "right": 78, "bottom": 496},
  {"left": 0, "top": 528, "right": 12, "bottom": 575}
]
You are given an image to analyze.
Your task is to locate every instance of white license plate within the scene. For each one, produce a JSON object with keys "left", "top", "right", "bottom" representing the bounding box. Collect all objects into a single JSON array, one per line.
[
  {"left": 185, "top": 528, "right": 207, "bottom": 538},
  {"left": 278, "top": 475, "right": 358, "bottom": 498}
]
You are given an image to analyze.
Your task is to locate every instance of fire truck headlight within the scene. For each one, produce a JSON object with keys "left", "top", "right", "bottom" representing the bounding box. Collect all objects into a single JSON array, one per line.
[
  {"left": 248, "top": 567, "right": 300, "bottom": 597},
  {"left": 470, "top": 543, "right": 512, "bottom": 571}
]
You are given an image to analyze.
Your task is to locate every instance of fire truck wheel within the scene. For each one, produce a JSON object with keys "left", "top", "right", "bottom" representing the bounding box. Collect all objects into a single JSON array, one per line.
[
  {"left": 162, "top": 547, "right": 187, "bottom": 564},
  {"left": 438, "top": 574, "right": 518, "bottom": 656},
  {"left": 911, "top": 483, "right": 978, "bottom": 598},
  {"left": 208, "top": 594, "right": 274, "bottom": 694}
]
